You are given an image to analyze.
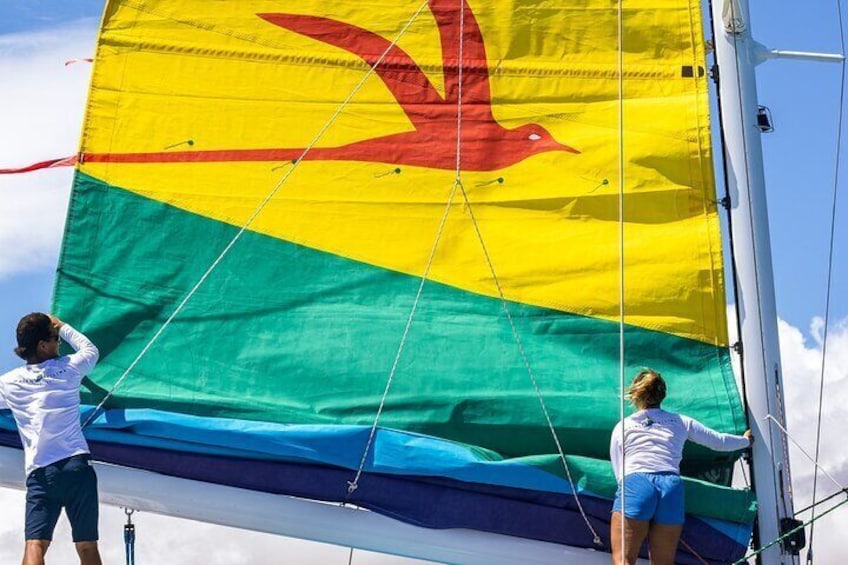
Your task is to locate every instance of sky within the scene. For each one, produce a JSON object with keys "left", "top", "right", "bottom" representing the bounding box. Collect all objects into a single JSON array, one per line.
[{"left": 0, "top": 1, "right": 846, "bottom": 563}]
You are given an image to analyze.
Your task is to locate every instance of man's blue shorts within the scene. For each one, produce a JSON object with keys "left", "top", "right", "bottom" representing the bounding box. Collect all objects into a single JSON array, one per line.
[
  {"left": 25, "top": 454, "right": 99, "bottom": 542},
  {"left": 612, "top": 472, "right": 685, "bottom": 525}
]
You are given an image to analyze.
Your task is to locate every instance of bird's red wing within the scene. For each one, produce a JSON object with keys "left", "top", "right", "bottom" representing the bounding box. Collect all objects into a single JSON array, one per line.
[
  {"left": 429, "top": 0, "right": 495, "bottom": 120},
  {"left": 259, "top": 13, "right": 445, "bottom": 130}
]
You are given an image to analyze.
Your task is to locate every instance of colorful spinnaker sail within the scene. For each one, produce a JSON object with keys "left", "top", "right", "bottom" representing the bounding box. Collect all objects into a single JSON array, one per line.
[{"left": 0, "top": 0, "right": 754, "bottom": 562}]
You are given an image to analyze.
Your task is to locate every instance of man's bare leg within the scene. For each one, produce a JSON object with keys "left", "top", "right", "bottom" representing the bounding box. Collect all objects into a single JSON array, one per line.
[
  {"left": 22, "top": 540, "right": 49, "bottom": 565},
  {"left": 74, "top": 542, "right": 102, "bottom": 565},
  {"left": 610, "top": 511, "right": 650, "bottom": 565}
]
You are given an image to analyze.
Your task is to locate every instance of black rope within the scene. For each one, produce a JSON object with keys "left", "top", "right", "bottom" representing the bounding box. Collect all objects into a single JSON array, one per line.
[
  {"left": 734, "top": 495, "right": 848, "bottom": 564},
  {"left": 796, "top": 487, "right": 848, "bottom": 516}
]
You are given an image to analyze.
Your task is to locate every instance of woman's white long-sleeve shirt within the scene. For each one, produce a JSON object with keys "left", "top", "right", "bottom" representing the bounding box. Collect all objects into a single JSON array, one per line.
[
  {"left": 610, "top": 408, "right": 749, "bottom": 482},
  {"left": 0, "top": 324, "right": 99, "bottom": 476}
]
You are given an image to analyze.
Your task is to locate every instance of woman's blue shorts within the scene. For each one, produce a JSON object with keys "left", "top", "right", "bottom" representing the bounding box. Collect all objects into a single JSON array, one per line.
[{"left": 612, "top": 472, "right": 685, "bottom": 525}]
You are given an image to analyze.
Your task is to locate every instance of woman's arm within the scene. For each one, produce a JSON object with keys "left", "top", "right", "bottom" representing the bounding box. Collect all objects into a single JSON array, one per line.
[{"left": 683, "top": 415, "right": 751, "bottom": 451}]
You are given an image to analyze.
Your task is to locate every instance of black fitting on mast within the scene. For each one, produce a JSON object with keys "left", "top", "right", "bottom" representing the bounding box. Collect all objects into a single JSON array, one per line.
[
  {"left": 710, "top": 63, "right": 720, "bottom": 85},
  {"left": 779, "top": 517, "right": 806, "bottom": 554}
]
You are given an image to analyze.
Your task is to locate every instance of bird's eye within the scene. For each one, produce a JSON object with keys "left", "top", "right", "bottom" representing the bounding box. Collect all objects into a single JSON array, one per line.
[{"left": 528, "top": 133, "right": 542, "bottom": 141}]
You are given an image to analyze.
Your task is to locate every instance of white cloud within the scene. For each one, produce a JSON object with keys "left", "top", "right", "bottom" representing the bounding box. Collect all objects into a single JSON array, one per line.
[
  {"left": 0, "top": 22, "right": 94, "bottom": 280},
  {"left": 727, "top": 306, "right": 848, "bottom": 562},
  {"left": 779, "top": 317, "right": 848, "bottom": 563}
]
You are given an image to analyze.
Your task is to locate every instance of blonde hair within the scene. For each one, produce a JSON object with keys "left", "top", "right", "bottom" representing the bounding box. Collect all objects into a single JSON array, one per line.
[{"left": 627, "top": 368, "right": 666, "bottom": 409}]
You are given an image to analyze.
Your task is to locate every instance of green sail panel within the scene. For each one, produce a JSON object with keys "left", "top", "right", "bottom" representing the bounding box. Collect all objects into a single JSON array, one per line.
[{"left": 56, "top": 172, "right": 745, "bottom": 478}]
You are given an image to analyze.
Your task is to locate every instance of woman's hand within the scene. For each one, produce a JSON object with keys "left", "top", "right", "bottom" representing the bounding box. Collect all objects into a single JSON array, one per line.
[{"left": 744, "top": 429, "right": 754, "bottom": 445}]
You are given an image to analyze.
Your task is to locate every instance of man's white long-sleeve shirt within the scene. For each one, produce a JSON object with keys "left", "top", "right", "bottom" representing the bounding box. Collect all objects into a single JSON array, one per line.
[
  {"left": 610, "top": 408, "right": 750, "bottom": 482},
  {"left": 0, "top": 324, "right": 99, "bottom": 476}
]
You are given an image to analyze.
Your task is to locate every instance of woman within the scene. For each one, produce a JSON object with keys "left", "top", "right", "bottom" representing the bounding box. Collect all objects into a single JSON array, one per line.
[{"left": 609, "top": 369, "right": 752, "bottom": 565}]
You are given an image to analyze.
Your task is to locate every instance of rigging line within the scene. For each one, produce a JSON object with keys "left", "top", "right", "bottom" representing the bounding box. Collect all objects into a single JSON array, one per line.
[
  {"left": 737, "top": 454, "right": 751, "bottom": 489},
  {"left": 454, "top": 0, "right": 465, "bottom": 183},
  {"left": 346, "top": 178, "right": 461, "bottom": 498},
  {"left": 732, "top": 495, "right": 848, "bottom": 564},
  {"left": 80, "top": 0, "right": 432, "bottom": 430},
  {"left": 809, "top": 0, "right": 847, "bottom": 555},
  {"left": 704, "top": 0, "right": 759, "bottom": 523},
  {"left": 795, "top": 487, "right": 848, "bottom": 516},
  {"left": 725, "top": 0, "right": 787, "bottom": 522},
  {"left": 763, "top": 415, "right": 846, "bottom": 494},
  {"left": 346, "top": 0, "right": 465, "bottom": 498},
  {"left": 617, "top": 0, "right": 627, "bottom": 553},
  {"left": 678, "top": 537, "right": 710, "bottom": 565},
  {"left": 455, "top": 182, "right": 602, "bottom": 546}
]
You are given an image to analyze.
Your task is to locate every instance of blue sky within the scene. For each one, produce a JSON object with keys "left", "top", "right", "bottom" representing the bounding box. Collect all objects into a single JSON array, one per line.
[{"left": 0, "top": 1, "right": 846, "bottom": 562}]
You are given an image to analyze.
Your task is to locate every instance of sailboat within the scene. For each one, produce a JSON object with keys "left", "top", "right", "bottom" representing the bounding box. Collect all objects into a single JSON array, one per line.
[{"left": 0, "top": 0, "right": 836, "bottom": 562}]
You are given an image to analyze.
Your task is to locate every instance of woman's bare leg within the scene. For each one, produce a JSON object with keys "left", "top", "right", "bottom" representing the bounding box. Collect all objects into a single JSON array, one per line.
[
  {"left": 610, "top": 511, "right": 650, "bottom": 565},
  {"left": 647, "top": 523, "right": 683, "bottom": 565}
]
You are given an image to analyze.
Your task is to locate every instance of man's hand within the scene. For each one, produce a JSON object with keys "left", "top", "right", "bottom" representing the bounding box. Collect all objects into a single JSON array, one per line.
[
  {"left": 48, "top": 315, "right": 65, "bottom": 330},
  {"left": 744, "top": 429, "right": 754, "bottom": 446}
]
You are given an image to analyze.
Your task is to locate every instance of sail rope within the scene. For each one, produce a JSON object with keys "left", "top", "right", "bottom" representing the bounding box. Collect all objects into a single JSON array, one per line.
[
  {"left": 345, "top": 0, "right": 603, "bottom": 546},
  {"left": 807, "top": 0, "right": 847, "bottom": 559},
  {"left": 345, "top": 178, "right": 461, "bottom": 498},
  {"left": 79, "top": 0, "right": 432, "bottom": 429},
  {"left": 763, "top": 415, "right": 846, "bottom": 494},
  {"left": 678, "top": 537, "right": 710, "bottom": 565},
  {"left": 795, "top": 487, "right": 848, "bottom": 516},
  {"left": 616, "top": 0, "right": 627, "bottom": 557},
  {"left": 732, "top": 495, "right": 848, "bottom": 565},
  {"left": 455, "top": 183, "right": 603, "bottom": 546},
  {"left": 344, "top": 0, "right": 465, "bottom": 499}
]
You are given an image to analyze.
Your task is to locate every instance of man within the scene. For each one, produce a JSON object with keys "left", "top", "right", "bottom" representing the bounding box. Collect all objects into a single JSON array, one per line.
[{"left": 0, "top": 313, "right": 102, "bottom": 565}]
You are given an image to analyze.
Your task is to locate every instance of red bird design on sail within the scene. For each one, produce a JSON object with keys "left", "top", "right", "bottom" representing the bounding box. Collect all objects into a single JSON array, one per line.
[{"left": 84, "top": 0, "right": 578, "bottom": 172}]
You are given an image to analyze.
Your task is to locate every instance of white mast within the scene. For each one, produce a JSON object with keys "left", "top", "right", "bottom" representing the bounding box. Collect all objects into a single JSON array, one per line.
[
  {"left": 711, "top": 1, "right": 795, "bottom": 562},
  {"left": 711, "top": 0, "right": 841, "bottom": 562}
]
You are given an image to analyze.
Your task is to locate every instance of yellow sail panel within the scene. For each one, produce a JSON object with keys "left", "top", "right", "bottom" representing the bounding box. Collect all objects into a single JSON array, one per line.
[{"left": 80, "top": 0, "right": 726, "bottom": 345}]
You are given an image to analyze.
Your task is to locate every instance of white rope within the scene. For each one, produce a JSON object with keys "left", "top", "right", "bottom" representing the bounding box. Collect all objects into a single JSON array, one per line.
[
  {"left": 441, "top": 0, "right": 601, "bottom": 543},
  {"left": 454, "top": 0, "right": 465, "bottom": 183},
  {"left": 346, "top": 178, "right": 461, "bottom": 497},
  {"left": 456, "top": 185, "right": 602, "bottom": 546},
  {"left": 809, "top": 0, "right": 846, "bottom": 556},
  {"left": 764, "top": 415, "right": 846, "bottom": 494},
  {"left": 346, "top": 0, "right": 467, "bottom": 496},
  {"left": 81, "top": 0, "right": 432, "bottom": 429},
  {"left": 617, "top": 0, "right": 627, "bottom": 556}
]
